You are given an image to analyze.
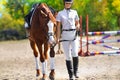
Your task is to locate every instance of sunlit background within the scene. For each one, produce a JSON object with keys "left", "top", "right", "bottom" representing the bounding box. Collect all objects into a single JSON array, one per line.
[{"left": 0, "top": 0, "right": 120, "bottom": 41}]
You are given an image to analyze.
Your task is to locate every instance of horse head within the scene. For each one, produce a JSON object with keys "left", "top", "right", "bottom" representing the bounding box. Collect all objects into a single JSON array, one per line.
[{"left": 37, "top": 3, "right": 57, "bottom": 45}]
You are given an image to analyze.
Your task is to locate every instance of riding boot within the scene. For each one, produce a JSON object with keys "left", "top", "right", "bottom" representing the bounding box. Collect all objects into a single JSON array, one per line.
[
  {"left": 73, "top": 57, "right": 79, "bottom": 78},
  {"left": 66, "top": 60, "right": 73, "bottom": 80}
]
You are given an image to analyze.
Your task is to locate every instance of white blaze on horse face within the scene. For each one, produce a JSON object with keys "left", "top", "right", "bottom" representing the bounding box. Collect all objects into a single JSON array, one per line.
[
  {"left": 47, "top": 20, "right": 54, "bottom": 33},
  {"left": 47, "top": 20, "right": 55, "bottom": 44}
]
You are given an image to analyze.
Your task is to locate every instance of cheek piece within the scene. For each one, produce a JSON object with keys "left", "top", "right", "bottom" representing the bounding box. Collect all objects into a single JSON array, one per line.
[{"left": 47, "top": 20, "right": 55, "bottom": 44}]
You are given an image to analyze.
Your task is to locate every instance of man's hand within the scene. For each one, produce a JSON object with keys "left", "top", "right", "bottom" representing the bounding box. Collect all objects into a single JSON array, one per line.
[
  {"left": 56, "top": 38, "right": 60, "bottom": 44},
  {"left": 76, "top": 26, "right": 80, "bottom": 31}
]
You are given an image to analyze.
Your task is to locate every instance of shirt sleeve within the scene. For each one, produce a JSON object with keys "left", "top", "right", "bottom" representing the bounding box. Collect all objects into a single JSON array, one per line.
[
  {"left": 75, "top": 10, "right": 79, "bottom": 21},
  {"left": 56, "top": 12, "right": 61, "bottom": 22}
]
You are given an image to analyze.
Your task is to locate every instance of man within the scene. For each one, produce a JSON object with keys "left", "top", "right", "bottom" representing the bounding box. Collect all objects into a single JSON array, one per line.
[{"left": 56, "top": 0, "right": 80, "bottom": 79}]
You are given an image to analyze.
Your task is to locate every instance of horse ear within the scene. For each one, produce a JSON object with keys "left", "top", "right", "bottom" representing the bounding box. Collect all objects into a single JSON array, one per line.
[
  {"left": 41, "top": 3, "right": 48, "bottom": 9},
  {"left": 43, "top": 3, "right": 48, "bottom": 7}
]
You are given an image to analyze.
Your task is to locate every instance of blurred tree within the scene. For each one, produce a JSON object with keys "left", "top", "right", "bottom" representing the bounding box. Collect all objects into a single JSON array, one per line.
[
  {"left": 76, "top": 0, "right": 118, "bottom": 31},
  {"left": 0, "top": 0, "right": 119, "bottom": 37},
  {"left": 4, "top": 0, "right": 62, "bottom": 19},
  {"left": 5, "top": 0, "right": 34, "bottom": 19},
  {"left": 0, "top": 0, "right": 7, "bottom": 17},
  {"left": 88, "top": 0, "right": 116, "bottom": 31},
  {"left": 111, "top": 0, "right": 120, "bottom": 28},
  {"left": 0, "top": 13, "right": 25, "bottom": 40}
]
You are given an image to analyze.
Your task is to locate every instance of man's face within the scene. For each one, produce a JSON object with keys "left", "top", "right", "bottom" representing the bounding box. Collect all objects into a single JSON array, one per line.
[{"left": 65, "top": 2, "right": 72, "bottom": 9}]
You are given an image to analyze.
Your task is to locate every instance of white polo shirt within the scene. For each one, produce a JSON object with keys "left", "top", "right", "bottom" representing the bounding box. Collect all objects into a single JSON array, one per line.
[
  {"left": 56, "top": 9, "right": 79, "bottom": 40},
  {"left": 56, "top": 9, "right": 79, "bottom": 30}
]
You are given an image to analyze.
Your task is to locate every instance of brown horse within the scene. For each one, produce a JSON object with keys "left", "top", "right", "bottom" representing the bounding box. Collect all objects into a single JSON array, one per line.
[{"left": 28, "top": 3, "right": 57, "bottom": 80}]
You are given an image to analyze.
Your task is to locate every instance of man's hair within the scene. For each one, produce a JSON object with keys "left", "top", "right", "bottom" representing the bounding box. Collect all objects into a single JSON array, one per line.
[
  {"left": 64, "top": 0, "right": 73, "bottom": 3},
  {"left": 63, "top": 0, "right": 73, "bottom": 5}
]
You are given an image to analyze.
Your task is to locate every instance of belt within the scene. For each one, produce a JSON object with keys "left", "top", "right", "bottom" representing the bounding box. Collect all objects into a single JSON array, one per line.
[{"left": 62, "top": 29, "right": 76, "bottom": 31}]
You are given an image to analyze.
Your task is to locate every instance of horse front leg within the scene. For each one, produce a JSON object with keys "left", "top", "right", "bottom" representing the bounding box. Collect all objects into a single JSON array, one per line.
[
  {"left": 29, "top": 39, "right": 40, "bottom": 78},
  {"left": 42, "top": 42, "right": 49, "bottom": 80},
  {"left": 49, "top": 46, "right": 55, "bottom": 80},
  {"left": 37, "top": 42, "right": 48, "bottom": 80}
]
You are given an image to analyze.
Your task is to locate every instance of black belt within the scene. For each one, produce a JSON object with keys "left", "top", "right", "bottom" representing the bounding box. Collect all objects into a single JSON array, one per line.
[
  {"left": 59, "top": 38, "right": 76, "bottom": 42},
  {"left": 62, "top": 29, "right": 76, "bottom": 31}
]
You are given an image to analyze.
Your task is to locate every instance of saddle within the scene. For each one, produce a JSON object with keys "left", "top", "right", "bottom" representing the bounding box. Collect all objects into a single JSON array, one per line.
[{"left": 24, "top": 3, "right": 39, "bottom": 29}]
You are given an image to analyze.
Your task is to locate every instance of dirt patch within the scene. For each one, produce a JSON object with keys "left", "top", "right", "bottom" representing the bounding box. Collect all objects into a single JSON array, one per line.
[{"left": 0, "top": 38, "right": 120, "bottom": 80}]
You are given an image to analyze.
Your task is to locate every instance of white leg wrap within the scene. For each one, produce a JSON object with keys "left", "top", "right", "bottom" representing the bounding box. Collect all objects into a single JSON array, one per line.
[
  {"left": 35, "top": 57, "right": 40, "bottom": 69},
  {"left": 50, "top": 57, "right": 55, "bottom": 70},
  {"left": 45, "top": 60, "right": 47, "bottom": 74},
  {"left": 42, "top": 60, "right": 47, "bottom": 74}
]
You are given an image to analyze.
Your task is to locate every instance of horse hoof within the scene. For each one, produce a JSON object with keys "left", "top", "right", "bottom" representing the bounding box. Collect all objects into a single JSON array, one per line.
[
  {"left": 36, "top": 75, "right": 40, "bottom": 80},
  {"left": 49, "top": 75, "right": 55, "bottom": 80},
  {"left": 40, "top": 78, "right": 48, "bottom": 80},
  {"left": 49, "top": 70, "right": 55, "bottom": 80},
  {"left": 40, "top": 78, "right": 44, "bottom": 80}
]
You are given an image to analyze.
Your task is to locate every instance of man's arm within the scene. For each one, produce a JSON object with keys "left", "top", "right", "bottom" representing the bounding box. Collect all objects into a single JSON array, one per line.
[
  {"left": 56, "top": 21, "right": 61, "bottom": 43},
  {"left": 75, "top": 20, "right": 80, "bottom": 31}
]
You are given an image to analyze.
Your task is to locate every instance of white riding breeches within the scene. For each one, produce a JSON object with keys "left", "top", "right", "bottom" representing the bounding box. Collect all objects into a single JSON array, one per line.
[{"left": 62, "top": 37, "right": 79, "bottom": 60}]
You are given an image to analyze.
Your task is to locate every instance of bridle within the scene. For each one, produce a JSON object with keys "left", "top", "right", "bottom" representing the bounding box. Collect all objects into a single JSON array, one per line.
[
  {"left": 37, "top": 3, "right": 57, "bottom": 46},
  {"left": 38, "top": 3, "right": 56, "bottom": 25}
]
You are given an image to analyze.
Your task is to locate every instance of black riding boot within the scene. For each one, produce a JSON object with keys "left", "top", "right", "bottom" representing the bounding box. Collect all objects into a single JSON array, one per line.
[
  {"left": 66, "top": 60, "right": 73, "bottom": 80},
  {"left": 73, "top": 57, "right": 79, "bottom": 78}
]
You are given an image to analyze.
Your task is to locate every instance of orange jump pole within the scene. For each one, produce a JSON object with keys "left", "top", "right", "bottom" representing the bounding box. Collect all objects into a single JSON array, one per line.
[
  {"left": 78, "top": 16, "right": 85, "bottom": 56},
  {"left": 84, "top": 15, "right": 90, "bottom": 56}
]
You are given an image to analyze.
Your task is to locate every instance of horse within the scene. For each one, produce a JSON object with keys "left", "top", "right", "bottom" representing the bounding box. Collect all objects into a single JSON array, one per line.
[{"left": 28, "top": 3, "right": 57, "bottom": 80}]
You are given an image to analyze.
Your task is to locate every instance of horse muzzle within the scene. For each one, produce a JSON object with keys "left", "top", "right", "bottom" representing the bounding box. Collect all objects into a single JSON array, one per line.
[{"left": 48, "top": 34, "right": 56, "bottom": 45}]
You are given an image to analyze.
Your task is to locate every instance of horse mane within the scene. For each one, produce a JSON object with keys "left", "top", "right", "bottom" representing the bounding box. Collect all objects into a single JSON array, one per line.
[{"left": 48, "top": 6, "right": 56, "bottom": 15}]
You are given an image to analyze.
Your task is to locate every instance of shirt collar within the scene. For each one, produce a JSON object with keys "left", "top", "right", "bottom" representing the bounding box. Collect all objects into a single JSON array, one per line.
[{"left": 64, "top": 8, "right": 71, "bottom": 12}]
